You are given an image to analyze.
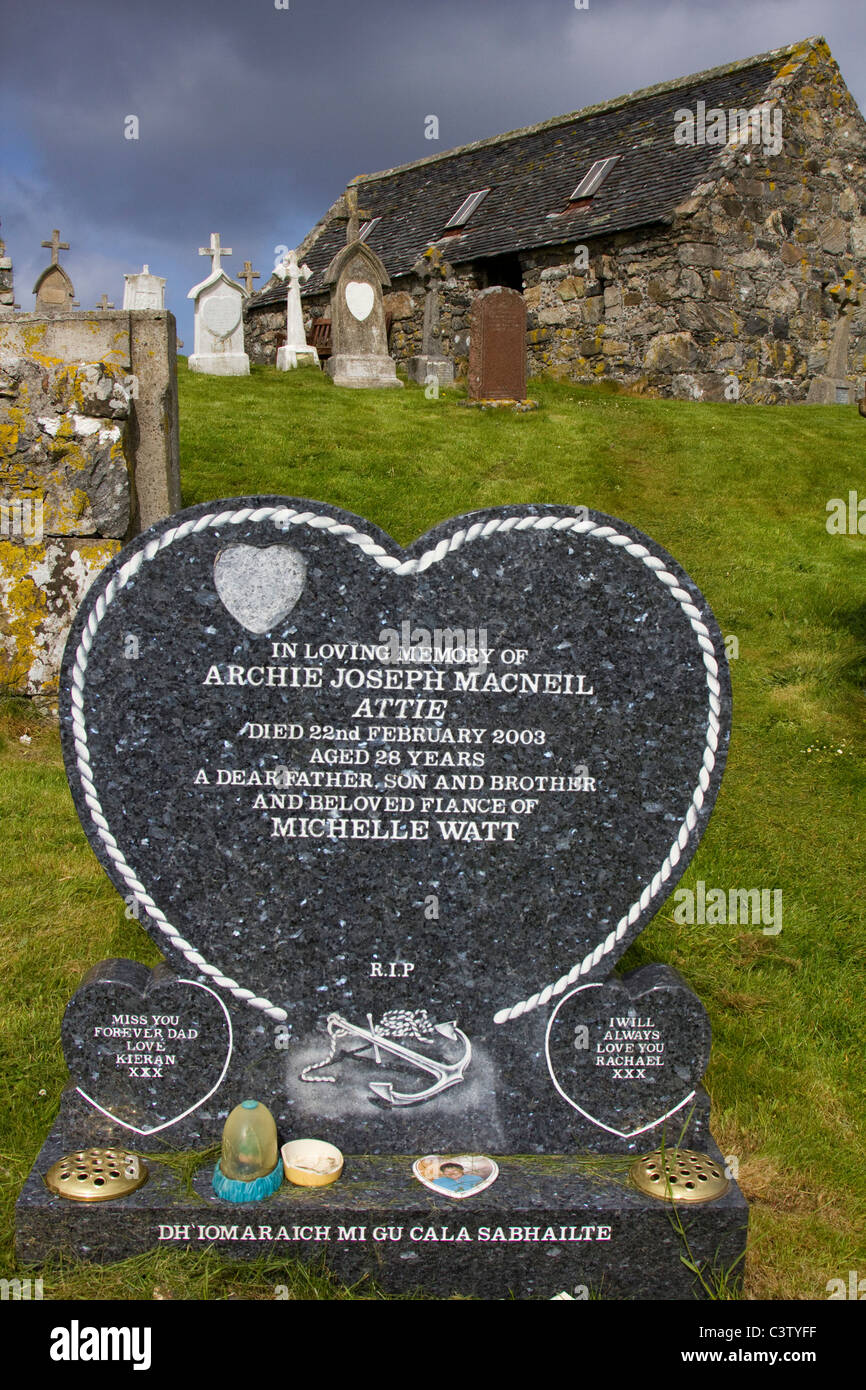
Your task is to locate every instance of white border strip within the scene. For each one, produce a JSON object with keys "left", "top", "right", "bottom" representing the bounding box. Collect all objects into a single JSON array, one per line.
[{"left": 69, "top": 506, "right": 721, "bottom": 1028}]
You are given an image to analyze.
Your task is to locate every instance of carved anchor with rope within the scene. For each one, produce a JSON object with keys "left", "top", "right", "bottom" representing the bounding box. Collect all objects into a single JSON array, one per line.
[{"left": 301, "top": 1009, "right": 472, "bottom": 1106}]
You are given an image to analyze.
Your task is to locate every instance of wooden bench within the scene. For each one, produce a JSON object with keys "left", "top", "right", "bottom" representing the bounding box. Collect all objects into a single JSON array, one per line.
[
  {"left": 309, "top": 319, "right": 332, "bottom": 358},
  {"left": 306, "top": 312, "right": 395, "bottom": 360}
]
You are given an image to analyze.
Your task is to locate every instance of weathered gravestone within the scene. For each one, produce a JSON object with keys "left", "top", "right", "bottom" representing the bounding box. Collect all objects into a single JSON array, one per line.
[
  {"left": 188, "top": 234, "right": 249, "bottom": 376},
  {"left": 324, "top": 242, "right": 402, "bottom": 388},
  {"left": 17, "top": 498, "right": 747, "bottom": 1297},
  {"left": 123, "top": 264, "right": 166, "bottom": 311},
  {"left": 407, "top": 247, "right": 454, "bottom": 388},
  {"left": 468, "top": 286, "right": 527, "bottom": 401},
  {"left": 33, "top": 228, "right": 77, "bottom": 312},
  {"left": 237, "top": 260, "right": 260, "bottom": 296}
]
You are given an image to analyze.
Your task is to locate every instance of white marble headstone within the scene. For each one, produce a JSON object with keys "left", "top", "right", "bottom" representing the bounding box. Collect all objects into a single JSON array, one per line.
[
  {"left": 275, "top": 249, "right": 319, "bottom": 370},
  {"left": 122, "top": 264, "right": 165, "bottom": 310},
  {"left": 187, "top": 243, "right": 249, "bottom": 377}
]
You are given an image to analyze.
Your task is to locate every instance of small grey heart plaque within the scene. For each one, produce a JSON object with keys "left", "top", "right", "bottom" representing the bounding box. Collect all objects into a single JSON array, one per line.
[{"left": 213, "top": 543, "right": 307, "bottom": 634}]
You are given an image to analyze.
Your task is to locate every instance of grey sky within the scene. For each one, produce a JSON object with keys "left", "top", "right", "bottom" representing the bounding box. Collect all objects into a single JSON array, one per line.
[{"left": 1, "top": 0, "right": 864, "bottom": 342}]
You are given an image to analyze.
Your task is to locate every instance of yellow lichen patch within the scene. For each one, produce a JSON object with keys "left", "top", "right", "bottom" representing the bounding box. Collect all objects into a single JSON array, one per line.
[
  {"left": 0, "top": 538, "right": 120, "bottom": 694},
  {"left": 0, "top": 422, "right": 20, "bottom": 458},
  {"left": 10, "top": 323, "right": 48, "bottom": 355}
]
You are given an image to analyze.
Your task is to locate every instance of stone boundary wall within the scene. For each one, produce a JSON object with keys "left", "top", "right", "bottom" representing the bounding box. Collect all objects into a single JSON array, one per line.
[{"left": 0, "top": 311, "right": 180, "bottom": 704}]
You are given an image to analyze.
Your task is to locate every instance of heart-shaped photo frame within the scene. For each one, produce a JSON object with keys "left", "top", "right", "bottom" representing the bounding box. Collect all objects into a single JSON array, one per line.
[
  {"left": 413, "top": 1154, "right": 499, "bottom": 1199},
  {"left": 60, "top": 498, "right": 730, "bottom": 1048}
]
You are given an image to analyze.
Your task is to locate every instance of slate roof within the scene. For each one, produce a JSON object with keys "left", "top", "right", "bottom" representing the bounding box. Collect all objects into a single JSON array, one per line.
[{"left": 250, "top": 38, "right": 816, "bottom": 309}]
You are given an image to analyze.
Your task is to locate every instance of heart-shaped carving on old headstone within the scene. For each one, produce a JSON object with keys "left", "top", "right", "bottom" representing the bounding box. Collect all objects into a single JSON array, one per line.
[
  {"left": 201, "top": 295, "right": 242, "bottom": 339},
  {"left": 62, "top": 960, "right": 233, "bottom": 1136},
  {"left": 545, "top": 965, "right": 711, "bottom": 1138},
  {"left": 345, "top": 280, "right": 375, "bottom": 321},
  {"left": 213, "top": 543, "right": 307, "bottom": 634},
  {"left": 60, "top": 498, "right": 730, "bottom": 1083}
]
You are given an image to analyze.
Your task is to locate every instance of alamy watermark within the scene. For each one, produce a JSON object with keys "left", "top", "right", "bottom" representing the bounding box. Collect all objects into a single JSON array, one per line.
[
  {"left": 826, "top": 491, "right": 866, "bottom": 534},
  {"left": 378, "top": 620, "right": 491, "bottom": 677},
  {"left": 827, "top": 1270, "right": 866, "bottom": 1299},
  {"left": 1, "top": 1277, "right": 43, "bottom": 1300},
  {"left": 673, "top": 882, "right": 782, "bottom": 934},
  {"left": 674, "top": 101, "right": 783, "bottom": 158},
  {"left": 50, "top": 1322, "right": 151, "bottom": 1369},
  {"left": 0, "top": 496, "right": 43, "bottom": 544}
]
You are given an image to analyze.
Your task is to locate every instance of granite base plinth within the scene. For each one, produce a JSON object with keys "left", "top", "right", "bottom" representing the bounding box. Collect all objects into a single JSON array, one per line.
[
  {"left": 407, "top": 355, "right": 455, "bottom": 386},
  {"left": 184, "top": 355, "right": 248, "bottom": 378},
  {"left": 459, "top": 397, "right": 539, "bottom": 411},
  {"left": 326, "top": 354, "right": 403, "bottom": 388},
  {"left": 276, "top": 346, "right": 320, "bottom": 370},
  {"left": 188, "top": 354, "right": 250, "bottom": 375},
  {"left": 17, "top": 1127, "right": 747, "bottom": 1300}
]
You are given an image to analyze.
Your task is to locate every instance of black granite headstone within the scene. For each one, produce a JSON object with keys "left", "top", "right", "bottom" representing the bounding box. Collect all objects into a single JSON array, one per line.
[
  {"left": 53, "top": 497, "right": 730, "bottom": 1154},
  {"left": 17, "top": 496, "right": 748, "bottom": 1297}
]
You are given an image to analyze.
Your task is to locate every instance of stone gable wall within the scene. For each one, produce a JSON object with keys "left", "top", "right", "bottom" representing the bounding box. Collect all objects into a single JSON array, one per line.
[
  {"left": 525, "top": 40, "right": 865, "bottom": 402},
  {"left": 499, "top": 41, "right": 866, "bottom": 401}
]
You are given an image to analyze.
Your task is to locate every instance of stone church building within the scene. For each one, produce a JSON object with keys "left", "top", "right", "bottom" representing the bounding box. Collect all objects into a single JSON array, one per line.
[{"left": 245, "top": 37, "right": 866, "bottom": 402}]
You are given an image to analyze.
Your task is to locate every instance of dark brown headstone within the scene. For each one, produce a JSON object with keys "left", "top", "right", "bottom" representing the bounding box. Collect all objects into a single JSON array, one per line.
[{"left": 469, "top": 286, "right": 527, "bottom": 400}]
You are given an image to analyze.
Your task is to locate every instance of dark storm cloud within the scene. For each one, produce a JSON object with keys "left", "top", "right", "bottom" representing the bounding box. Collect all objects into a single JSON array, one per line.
[{"left": 1, "top": 0, "right": 864, "bottom": 339}]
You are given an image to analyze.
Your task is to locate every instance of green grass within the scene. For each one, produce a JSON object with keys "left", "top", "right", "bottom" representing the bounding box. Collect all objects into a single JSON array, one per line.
[{"left": 2, "top": 362, "right": 865, "bottom": 1299}]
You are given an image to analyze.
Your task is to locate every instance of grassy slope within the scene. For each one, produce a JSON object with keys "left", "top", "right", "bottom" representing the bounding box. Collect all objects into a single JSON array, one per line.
[{"left": 1, "top": 363, "right": 864, "bottom": 1299}]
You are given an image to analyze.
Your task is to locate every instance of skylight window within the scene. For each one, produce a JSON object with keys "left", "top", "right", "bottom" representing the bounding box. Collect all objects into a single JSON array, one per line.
[
  {"left": 358, "top": 218, "right": 381, "bottom": 241},
  {"left": 444, "top": 188, "right": 490, "bottom": 229},
  {"left": 570, "top": 156, "right": 620, "bottom": 200}
]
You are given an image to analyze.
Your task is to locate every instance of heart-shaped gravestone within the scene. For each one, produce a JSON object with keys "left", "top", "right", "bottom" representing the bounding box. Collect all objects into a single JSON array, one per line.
[
  {"left": 345, "top": 280, "right": 375, "bottom": 321},
  {"left": 62, "top": 960, "right": 233, "bottom": 1136},
  {"left": 202, "top": 294, "right": 242, "bottom": 339},
  {"left": 545, "top": 965, "right": 711, "bottom": 1138},
  {"left": 213, "top": 544, "right": 307, "bottom": 634},
  {"left": 60, "top": 498, "right": 729, "bottom": 1150}
]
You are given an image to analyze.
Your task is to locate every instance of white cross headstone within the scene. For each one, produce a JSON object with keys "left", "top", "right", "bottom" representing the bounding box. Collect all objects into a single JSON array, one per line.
[
  {"left": 275, "top": 249, "right": 319, "bottom": 370},
  {"left": 187, "top": 232, "right": 249, "bottom": 376},
  {"left": 123, "top": 264, "right": 166, "bottom": 310},
  {"left": 199, "top": 233, "right": 231, "bottom": 274}
]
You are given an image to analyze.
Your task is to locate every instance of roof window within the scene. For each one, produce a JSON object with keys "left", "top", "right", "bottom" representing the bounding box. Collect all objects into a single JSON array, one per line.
[
  {"left": 444, "top": 188, "right": 490, "bottom": 229},
  {"left": 569, "top": 156, "right": 620, "bottom": 200}
]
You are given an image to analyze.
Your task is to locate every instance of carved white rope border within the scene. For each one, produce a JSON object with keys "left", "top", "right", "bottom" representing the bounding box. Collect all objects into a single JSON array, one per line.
[{"left": 69, "top": 506, "right": 721, "bottom": 1028}]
